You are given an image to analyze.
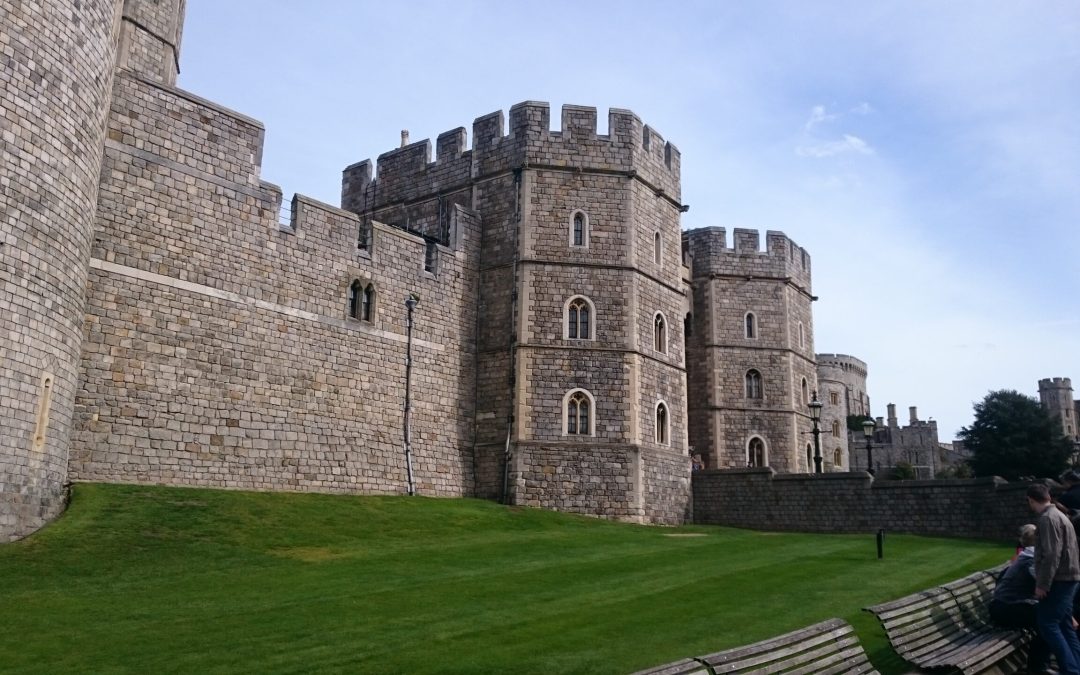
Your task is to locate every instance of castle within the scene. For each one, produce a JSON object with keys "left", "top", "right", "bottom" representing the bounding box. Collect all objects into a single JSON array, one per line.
[{"left": 1, "top": 0, "right": 842, "bottom": 540}]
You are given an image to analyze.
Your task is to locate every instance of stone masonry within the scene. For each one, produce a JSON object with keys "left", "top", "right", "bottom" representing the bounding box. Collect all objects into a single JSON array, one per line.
[
  {"left": 815, "top": 353, "right": 870, "bottom": 471},
  {"left": 2, "top": 0, "right": 830, "bottom": 538},
  {"left": 683, "top": 227, "right": 817, "bottom": 473}
]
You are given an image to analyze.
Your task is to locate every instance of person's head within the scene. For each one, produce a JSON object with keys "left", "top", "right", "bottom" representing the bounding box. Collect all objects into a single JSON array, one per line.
[
  {"left": 1027, "top": 484, "right": 1051, "bottom": 511},
  {"left": 1019, "top": 523, "right": 1037, "bottom": 548}
]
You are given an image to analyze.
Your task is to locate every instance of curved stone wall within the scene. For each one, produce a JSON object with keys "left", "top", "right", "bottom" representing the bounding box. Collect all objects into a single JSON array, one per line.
[{"left": 0, "top": 0, "right": 119, "bottom": 540}]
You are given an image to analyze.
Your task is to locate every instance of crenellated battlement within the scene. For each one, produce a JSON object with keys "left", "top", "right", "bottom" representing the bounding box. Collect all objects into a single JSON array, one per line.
[
  {"left": 816, "top": 354, "right": 868, "bottom": 377},
  {"left": 341, "top": 102, "right": 682, "bottom": 229},
  {"left": 1039, "top": 377, "right": 1073, "bottom": 389},
  {"left": 683, "top": 226, "right": 812, "bottom": 291}
]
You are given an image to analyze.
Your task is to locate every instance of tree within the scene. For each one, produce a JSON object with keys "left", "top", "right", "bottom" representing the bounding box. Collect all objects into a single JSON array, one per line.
[
  {"left": 847, "top": 414, "right": 872, "bottom": 432},
  {"left": 958, "top": 390, "right": 1074, "bottom": 480}
]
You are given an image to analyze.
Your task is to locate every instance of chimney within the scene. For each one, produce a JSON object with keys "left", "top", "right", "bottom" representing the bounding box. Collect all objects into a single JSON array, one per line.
[
  {"left": 887, "top": 403, "right": 898, "bottom": 428},
  {"left": 909, "top": 406, "right": 919, "bottom": 425},
  {"left": 400, "top": 130, "right": 409, "bottom": 147}
]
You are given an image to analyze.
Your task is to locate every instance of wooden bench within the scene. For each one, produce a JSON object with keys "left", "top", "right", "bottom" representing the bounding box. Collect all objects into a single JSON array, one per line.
[
  {"left": 864, "top": 566, "right": 1030, "bottom": 675},
  {"left": 632, "top": 618, "right": 878, "bottom": 675}
]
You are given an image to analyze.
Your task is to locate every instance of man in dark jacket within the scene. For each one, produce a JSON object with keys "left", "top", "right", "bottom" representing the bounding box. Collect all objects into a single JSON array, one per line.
[
  {"left": 1029, "top": 483, "right": 1080, "bottom": 675},
  {"left": 989, "top": 524, "right": 1049, "bottom": 672}
]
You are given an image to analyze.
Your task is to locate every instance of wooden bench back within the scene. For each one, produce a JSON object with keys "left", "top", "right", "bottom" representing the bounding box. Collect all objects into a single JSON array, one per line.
[{"left": 632, "top": 619, "right": 877, "bottom": 675}]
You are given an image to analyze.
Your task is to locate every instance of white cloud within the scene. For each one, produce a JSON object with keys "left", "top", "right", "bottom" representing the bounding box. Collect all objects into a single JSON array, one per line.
[
  {"left": 796, "top": 134, "right": 874, "bottom": 158},
  {"left": 804, "top": 104, "right": 837, "bottom": 130},
  {"left": 850, "top": 102, "right": 874, "bottom": 115}
]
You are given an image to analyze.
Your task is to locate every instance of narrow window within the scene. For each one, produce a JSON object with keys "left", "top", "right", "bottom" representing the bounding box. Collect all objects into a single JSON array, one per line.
[
  {"left": 806, "top": 444, "right": 814, "bottom": 473},
  {"left": 567, "top": 297, "right": 592, "bottom": 340},
  {"left": 834, "top": 448, "right": 843, "bottom": 467},
  {"left": 745, "top": 313, "right": 756, "bottom": 339},
  {"left": 748, "top": 437, "right": 765, "bottom": 467},
  {"left": 829, "top": 391, "right": 839, "bottom": 406},
  {"left": 570, "top": 211, "right": 589, "bottom": 248},
  {"left": 801, "top": 378, "right": 809, "bottom": 405},
  {"left": 654, "top": 231, "right": 662, "bottom": 265},
  {"left": 566, "top": 390, "right": 592, "bottom": 436},
  {"left": 32, "top": 374, "right": 54, "bottom": 453},
  {"left": 348, "top": 280, "right": 362, "bottom": 319},
  {"left": 832, "top": 420, "right": 841, "bottom": 438},
  {"left": 656, "top": 402, "right": 669, "bottom": 445},
  {"left": 424, "top": 241, "right": 437, "bottom": 274},
  {"left": 798, "top": 321, "right": 805, "bottom": 348},
  {"left": 362, "top": 284, "right": 375, "bottom": 322},
  {"left": 745, "top": 369, "right": 763, "bottom": 400},
  {"left": 654, "top": 313, "right": 667, "bottom": 353},
  {"left": 357, "top": 222, "right": 369, "bottom": 250}
]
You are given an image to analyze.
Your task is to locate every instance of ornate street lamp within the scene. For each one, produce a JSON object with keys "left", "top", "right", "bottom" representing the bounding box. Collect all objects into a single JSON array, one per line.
[
  {"left": 809, "top": 392, "right": 823, "bottom": 474},
  {"left": 862, "top": 417, "right": 876, "bottom": 476}
]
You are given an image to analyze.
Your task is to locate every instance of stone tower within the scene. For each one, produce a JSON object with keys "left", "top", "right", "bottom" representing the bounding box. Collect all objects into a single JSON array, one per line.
[
  {"left": 815, "top": 353, "right": 870, "bottom": 471},
  {"left": 342, "top": 103, "right": 692, "bottom": 523},
  {"left": 0, "top": 0, "right": 119, "bottom": 540},
  {"left": 0, "top": 0, "right": 189, "bottom": 540},
  {"left": 1040, "top": 377, "right": 1078, "bottom": 443},
  {"left": 683, "top": 227, "right": 816, "bottom": 472}
]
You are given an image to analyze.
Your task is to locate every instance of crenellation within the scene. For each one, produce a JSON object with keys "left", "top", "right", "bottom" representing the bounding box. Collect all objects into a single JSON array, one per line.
[{"left": 3, "top": 0, "right": 830, "bottom": 538}]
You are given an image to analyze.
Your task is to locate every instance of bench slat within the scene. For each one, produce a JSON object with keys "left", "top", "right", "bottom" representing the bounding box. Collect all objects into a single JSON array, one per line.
[{"left": 629, "top": 657, "right": 709, "bottom": 675}]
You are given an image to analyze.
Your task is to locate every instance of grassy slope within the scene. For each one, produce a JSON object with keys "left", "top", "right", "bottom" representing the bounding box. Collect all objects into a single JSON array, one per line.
[{"left": 0, "top": 484, "right": 1008, "bottom": 674}]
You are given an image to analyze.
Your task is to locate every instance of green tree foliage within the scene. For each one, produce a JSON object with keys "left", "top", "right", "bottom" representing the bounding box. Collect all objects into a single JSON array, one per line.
[
  {"left": 958, "top": 390, "right": 1074, "bottom": 480},
  {"left": 847, "top": 414, "right": 872, "bottom": 432}
]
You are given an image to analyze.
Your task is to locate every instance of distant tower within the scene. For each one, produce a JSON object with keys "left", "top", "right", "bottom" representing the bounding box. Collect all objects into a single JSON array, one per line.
[
  {"left": 1039, "top": 378, "right": 1078, "bottom": 443},
  {"left": 684, "top": 227, "right": 816, "bottom": 472},
  {"left": 815, "top": 354, "right": 870, "bottom": 471}
]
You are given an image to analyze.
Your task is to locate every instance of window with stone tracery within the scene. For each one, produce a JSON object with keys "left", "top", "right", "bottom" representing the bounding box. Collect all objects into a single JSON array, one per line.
[
  {"left": 570, "top": 210, "right": 589, "bottom": 248},
  {"left": 655, "top": 402, "right": 669, "bottom": 445},
  {"left": 564, "top": 389, "right": 593, "bottom": 436},
  {"left": 745, "top": 369, "right": 763, "bottom": 400},
  {"left": 654, "top": 313, "right": 667, "bottom": 353},
  {"left": 567, "top": 297, "right": 593, "bottom": 340}
]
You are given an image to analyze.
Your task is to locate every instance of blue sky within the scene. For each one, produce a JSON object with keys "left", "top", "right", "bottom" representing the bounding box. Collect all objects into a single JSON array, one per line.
[{"left": 179, "top": 1, "right": 1079, "bottom": 438}]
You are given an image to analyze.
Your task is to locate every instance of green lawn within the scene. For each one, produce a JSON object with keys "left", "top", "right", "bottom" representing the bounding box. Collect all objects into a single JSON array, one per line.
[{"left": 0, "top": 483, "right": 1009, "bottom": 674}]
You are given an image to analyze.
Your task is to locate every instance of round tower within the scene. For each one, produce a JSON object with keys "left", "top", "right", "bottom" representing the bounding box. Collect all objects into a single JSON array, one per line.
[
  {"left": 0, "top": 0, "right": 122, "bottom": 540},
  {"left": 815, "top": 353, "right": 870, "bottom": 471},
  {"left": 1039, "top": 377, "right": 1077, "bottom": 441}
]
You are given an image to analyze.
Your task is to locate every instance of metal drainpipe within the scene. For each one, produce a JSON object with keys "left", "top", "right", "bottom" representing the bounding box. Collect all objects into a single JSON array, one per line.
[
  {"left": 501, "top": 167, "right": 524, "bottom": 504},
  {"left": 403, "top": 294, "right": 419, "bottom": 496}
]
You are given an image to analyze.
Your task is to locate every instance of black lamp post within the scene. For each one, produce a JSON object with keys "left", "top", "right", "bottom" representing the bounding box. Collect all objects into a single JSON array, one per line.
[
  {"left": 862, "top": 418, "right": 876, "bottom": 476},
  {"left": 809, "top": 392, "right": 823, "bottom": 474},
  {"left": 403, "top": 294, "right": 419, "bottom": 496}
]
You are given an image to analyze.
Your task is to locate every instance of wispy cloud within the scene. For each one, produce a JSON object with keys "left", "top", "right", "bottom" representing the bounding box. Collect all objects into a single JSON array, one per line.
[
  {"left": 804, "top": 104, "right": 838, "bottom": 130},
  {"left": 796, "top": 134, "right": 874, "bottom": 158}
]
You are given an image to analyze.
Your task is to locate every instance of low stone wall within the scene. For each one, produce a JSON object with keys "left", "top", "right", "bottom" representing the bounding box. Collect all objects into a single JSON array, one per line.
[{"left": 692, "top": 468, "right": 1039, "bottom": 541}]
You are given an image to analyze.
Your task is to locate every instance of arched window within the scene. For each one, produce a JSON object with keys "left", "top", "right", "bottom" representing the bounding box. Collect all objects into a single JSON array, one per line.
[
  {"left": 566, "top": 296, "right": 594, "bottom": 340},
  {"left": 570, "top": 210, "right": 589, "bottom": 248},
  {"left": 654, "top": 231, "right": 663, "bottom": 265},
  {"left": 361, "top": 284, "right": 375, "bottom": 322},
  {"left": 655, "top": 401, "right": 669, "bottom": 445},
  {"left": 798, "top": 321, "right": 805, "bottom": 348},
  {"left": 801, "top": 378, "right": 809, "bottom": 405},
  {"left": 745, "top": 312, "right": 756, "bottom": 339},
  {"left": 745, "top": 369, "right": 763, "bottom": 399},
  {"left": 564, "top": 389, "right": 594, "bottom": 436},
  {"left": 806, "top": 444, "right": 814, "bottom": 473},
  {"left": 748, "top": 437, "right": 766, "bottom": 467},
  {"left": 834, "top": 448, "right": 843, "bottom": 467},
  {"left": 832, "top": 420, "right": 841, "bottom": 438},
  {"left": 348, "top": 280, "right": 363, "bottom": 319},
  {"left": 654, "top": 312, "right": 667, "bottom": 353}
]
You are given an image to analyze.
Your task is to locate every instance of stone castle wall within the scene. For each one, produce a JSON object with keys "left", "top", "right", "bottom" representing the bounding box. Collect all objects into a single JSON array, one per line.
[
  {"left": 70, "top": 70, "right": 480, "bottom": 496},
  {"left": 683, "top": 227, "right": 817, "bottom": 473},
  {"left": 0, "top": 0, "right": 120, "bottom": 541},
  {"left": 693, "top": 469, "right": 1036, "bottom": 541}
]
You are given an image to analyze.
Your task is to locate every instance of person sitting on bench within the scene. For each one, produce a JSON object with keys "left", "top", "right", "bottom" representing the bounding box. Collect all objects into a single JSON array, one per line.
[{"left": 990, "top": 524, "right": 1050, "bottom": 674}]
